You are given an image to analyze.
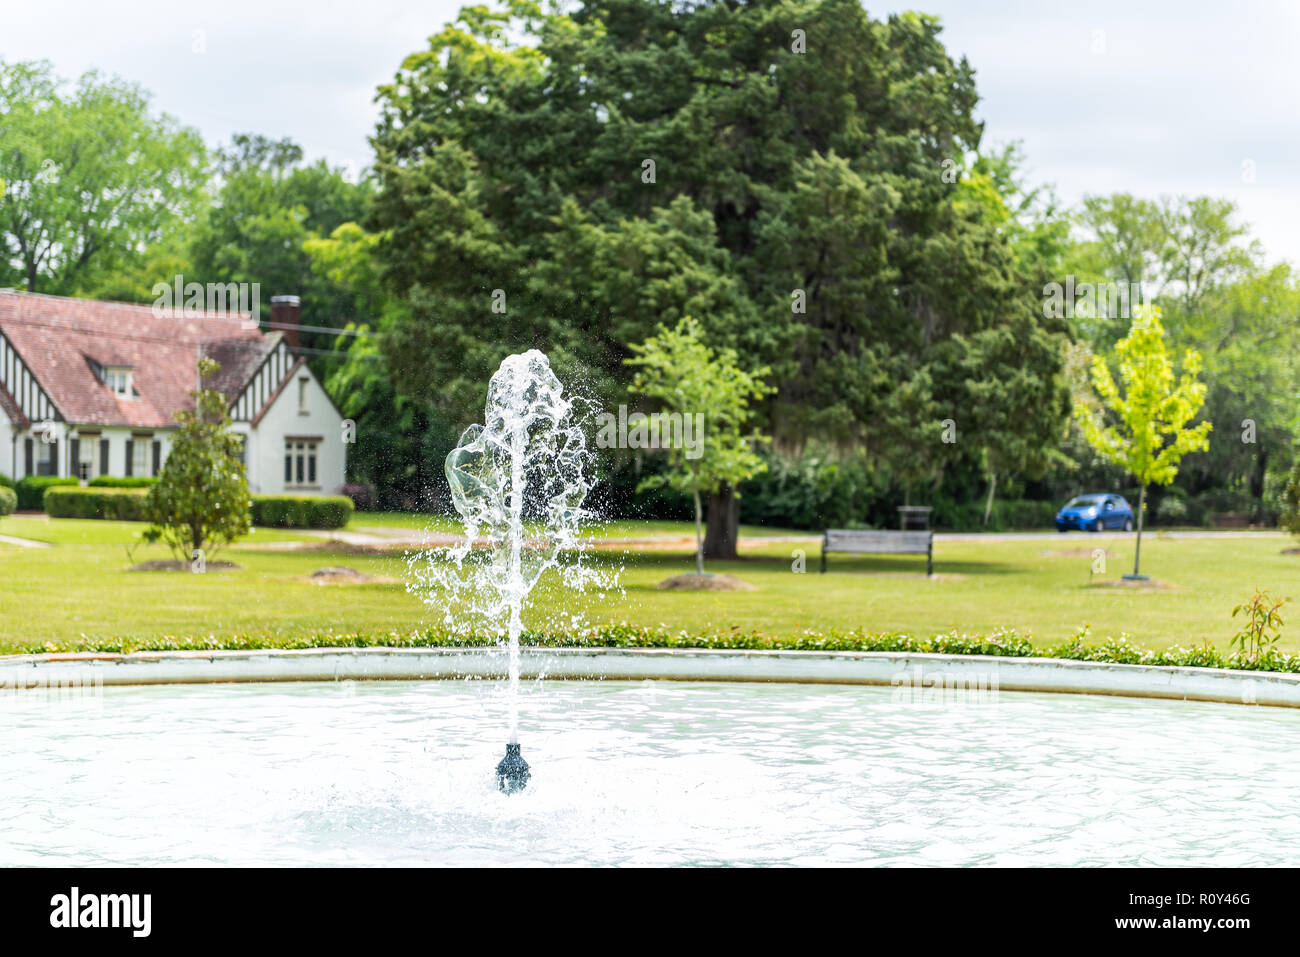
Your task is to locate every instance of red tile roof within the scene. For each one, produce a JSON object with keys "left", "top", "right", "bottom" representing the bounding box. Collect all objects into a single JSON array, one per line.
[
  {"left": 0, "top": 378, "right": 27, "bottom": 428},
  {"left": 0, "top": 291, "right": 270, "bottom": 428},
  {"left": 203, "top": 333, "right": 284, "bottom": 401}
]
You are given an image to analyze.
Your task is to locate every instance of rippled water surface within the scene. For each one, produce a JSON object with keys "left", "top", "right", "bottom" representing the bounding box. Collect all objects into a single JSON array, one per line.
[{"left": 3, "top": 679, "right": 1298, "bottom": 865}]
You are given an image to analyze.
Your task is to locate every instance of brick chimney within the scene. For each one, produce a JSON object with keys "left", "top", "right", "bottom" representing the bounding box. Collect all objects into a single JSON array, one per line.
[{"left": 270, "top": 295, "right": 301, "bottom": 349}]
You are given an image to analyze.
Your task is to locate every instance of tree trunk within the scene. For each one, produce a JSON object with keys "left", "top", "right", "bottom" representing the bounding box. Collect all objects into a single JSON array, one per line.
[
  {"left": 692, "top": 488, "right": 705, "bottom": 575},
  {"left": 703, "top": 482, "right": 739, "bottom": 560},
  {"left": 1251, "top": 448, "right": 1267, "bottom": 521},
  {"left": 1133, "top": 484, "right": 1146, "bottom": 577},
  {"left": 983, "top": 470, "right": 997, "bottom": 527}
]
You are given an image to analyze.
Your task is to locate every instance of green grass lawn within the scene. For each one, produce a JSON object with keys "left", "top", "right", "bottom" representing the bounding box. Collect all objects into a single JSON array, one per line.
[
  {"left": 342, "top": 511, "right": 458, "bottom": 533},
  {"left": 0, "top": 516, "right": 1295, "bottom": 655},
  {"left": 347, "top": 511, "right": 802, "bottom": 540},
  {"left": 0, "top": 514, "right": 320, "bottom": 546}
]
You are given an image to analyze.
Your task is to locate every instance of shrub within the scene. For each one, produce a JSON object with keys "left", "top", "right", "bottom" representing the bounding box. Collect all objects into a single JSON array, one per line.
[
  {"left": 18, "top": 622, "right": 1300, "bottom": 675},
  {"left": 36, "top": 487, "right": 354, "bottom": 529},
  {"left": 1231, "top": 588, "right": 1289, "bottom": 665},
  {"left": 0, "top": 473, "right": 14, "bottom": 490},
  {"left": 740, "top": 450, "right": 880, "bottom": 529},
  {"left": 339, "top": 482, "right": 376, "bottom": 511},
  {"left": 928, "top": 496, "right": 1060, "bottom": 532},
  {"left": 88, "top": 476, "right": 156, "bottom": 488},
  {"left": 1154, "top": 490, "right": 1188, "bottom": 525},
  {"left": 0, "top": 486, "right": 15, "bottom": 516},
  {"left": 15, "top": 476, "right": 77, "bottom": 510},
  {"left": 990, "top": 499, "right": 1061, "bottom": 531},
  {"left": 143, "top": 357, "right": 252, "bottom": 558},
  {"left": 250, "top": 495, "right": 353, "bottom": 529},
  {"left": 44, "top": 487, "right": 148, "bottom": 521},
  {"left": 1281, "top": 459, "right": 1300, "bottom": 537}
]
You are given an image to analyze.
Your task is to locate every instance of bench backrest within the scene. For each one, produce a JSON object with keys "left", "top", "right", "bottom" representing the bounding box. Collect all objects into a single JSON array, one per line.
[{"left": 823, "top": 529, "right": 931, "bottom": 553}]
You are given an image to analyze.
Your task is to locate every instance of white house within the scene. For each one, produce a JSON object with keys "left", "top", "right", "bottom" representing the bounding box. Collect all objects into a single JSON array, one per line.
[{"left": 0, "top": 290, "right": 346, "bottom": 495}]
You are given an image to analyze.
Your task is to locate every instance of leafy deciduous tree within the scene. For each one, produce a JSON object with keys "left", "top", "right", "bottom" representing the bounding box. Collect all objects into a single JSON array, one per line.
[
  {"left": 1073, "top": 307, "right": 1212, "bottom": 576},
  {"left": 0, "top": 59, "right": 206, "bottom": 295},
  {"left": 624, "top": 317, "right": 772, "bottom": 570}
]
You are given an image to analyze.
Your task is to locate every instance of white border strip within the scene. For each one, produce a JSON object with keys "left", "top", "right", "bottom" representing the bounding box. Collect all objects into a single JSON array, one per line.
[{"left": 1, "top": 646, "right": 1298, "bottom": 709}]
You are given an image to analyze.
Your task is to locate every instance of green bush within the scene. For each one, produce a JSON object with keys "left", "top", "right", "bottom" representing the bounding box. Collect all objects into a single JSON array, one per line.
[
  {"left": 740, "top": 450, "right": 881, "bottom": 529},
  {"left": 35, "top": 488, "right": 353, "bottom": 529},
  {"left": 18, "top": 622, "right": 1300, "bottom": 675},
  {"left": 15, "top": 476, "right": 77, "bottom": 510},
  {"left": 88, "top": 476, "right": 156, "bottom": 488},
  {"left": 0, "top": 473, "right": 14, "bottom": 490},
  {"left": 0, "top": 486, "right": 16, "bottom": 516},
  {"left": 1154, "top": 490, "right": 1188, "bottom": 525},
  {"left": 44, "top": 487, "right": 148, "bottom": 521},
  {"left": 250, "top": 495, "right": 353, "bottom": 529},
  {"left": 927, "top": 496, "right": 1060, "bottom": 532},
  {"left": 990, "top": 499, "right": 1061, "bottom": 531},
  {"left": 1192, "top": 486, "right": 1268, "bottom": 526}
]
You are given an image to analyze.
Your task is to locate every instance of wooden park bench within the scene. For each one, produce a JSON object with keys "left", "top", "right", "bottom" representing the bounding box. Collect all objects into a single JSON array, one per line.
[{"left": 820, "top": 529, "right": 933, "bottom": 576}]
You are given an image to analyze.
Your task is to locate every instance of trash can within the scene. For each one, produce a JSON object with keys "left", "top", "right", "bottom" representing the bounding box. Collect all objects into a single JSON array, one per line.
[{"left": 897, "top": 506, "right": 932, "bottom": 531}]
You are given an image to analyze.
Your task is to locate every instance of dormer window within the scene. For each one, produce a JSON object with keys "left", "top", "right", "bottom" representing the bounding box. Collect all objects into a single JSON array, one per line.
[
  {"left": 102, "top": 367, "right": 134, "bottom": 398},
  {"left": 107, "top": 369, "right": 131, "bottom": 396},
  {"left": 85, "top": 355, "right": 137, "bottom": 399}
]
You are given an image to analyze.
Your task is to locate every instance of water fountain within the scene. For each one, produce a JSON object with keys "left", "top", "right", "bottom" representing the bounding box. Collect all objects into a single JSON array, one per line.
[
  {"left": 6, "top": 341, "right": 1298, "bottom": 858},
  {"left": 407, "top": 350, "right": 612, "bottom": 793}
]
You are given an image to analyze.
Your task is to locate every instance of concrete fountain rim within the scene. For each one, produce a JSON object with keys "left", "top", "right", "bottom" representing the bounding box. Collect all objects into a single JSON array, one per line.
[{"left": 1, "top": 645, "right": 1296, "bottom": 709}]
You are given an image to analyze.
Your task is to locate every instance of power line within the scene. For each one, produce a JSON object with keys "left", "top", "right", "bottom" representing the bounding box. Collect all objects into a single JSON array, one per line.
[
  {"left": 261, "top": 320, "right": 382, "bottom": 338},
  {"left": 289, "top": 344, "right": 385, "bottom": 360},
  {"left": 0, "top": 313, "right": 384, "bottom": 358}
]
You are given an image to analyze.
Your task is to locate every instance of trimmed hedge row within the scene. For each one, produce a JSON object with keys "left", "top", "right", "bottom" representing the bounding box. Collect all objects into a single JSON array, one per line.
[
  {"left": 88, "top": 476, "right": 156, "bottom": 488},
  {"left": 16, "top": 622, "right": 1300, "bottom": 674},
  {"left": 929, "top": 497, "right": 1062, "bottom": 532},
  {"left": 42, "top": 487, "right": 353, "bottom": 529},
  {"left": 44, "top": 487, "right": 149, "bottom": 520},
  {"left": 250, "top": 495, "right": 353, "bottom": 529},
  {"left": 0, "top": 486, "right": 15, "bottom": 516},
  {"left": 16, "top": 476, "right": 77, "bottom": 510}
]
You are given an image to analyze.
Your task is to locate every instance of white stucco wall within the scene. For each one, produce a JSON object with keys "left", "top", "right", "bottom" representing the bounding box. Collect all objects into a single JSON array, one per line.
[
  {"left": 2, "top": 422, "right": 175, "bottom": 482},
  {"left": 83, "top": 428, "right": 174, "bottom": 480},
  {"left": 0, "top": 418, "right": 12, "bottom": 479},
  {"left": 244, "top": 363, "right": 345, "bottom": 495}
]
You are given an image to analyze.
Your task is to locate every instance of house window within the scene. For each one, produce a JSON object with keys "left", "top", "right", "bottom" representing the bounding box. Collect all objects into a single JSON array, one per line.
[
  {"left": 132, "top": 440, "right": 149, "bottom": 477},
  {"left": 285, "top": 440, "right": 318, "bottom": 487},
  {"left": 78, "top": 440, "right": 97, "bottom": 481},
  {"left": 35, "top": 441, "right": 55, "bottom": 476},
  {"left": 298, "top": 376, "right": 309, "bottom": 414},
  {"left": 106, "top": 368, "right": 133, "bottom": 398}
]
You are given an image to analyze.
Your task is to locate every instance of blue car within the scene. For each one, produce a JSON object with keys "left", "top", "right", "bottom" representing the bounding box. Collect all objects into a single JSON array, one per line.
[{"left": 1055, "top": 493, "right": 1135, "bottom": 532}]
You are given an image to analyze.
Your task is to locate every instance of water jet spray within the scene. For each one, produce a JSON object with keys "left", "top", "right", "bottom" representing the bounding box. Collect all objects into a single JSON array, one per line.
[{"left": 406, "top": 350, "right": 615, "bottom": 794}]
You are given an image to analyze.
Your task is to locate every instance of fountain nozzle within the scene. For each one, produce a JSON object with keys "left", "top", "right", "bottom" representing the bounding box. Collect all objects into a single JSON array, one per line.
[{"left": 496, "top": 742, "right": 530, "bottom": 794}]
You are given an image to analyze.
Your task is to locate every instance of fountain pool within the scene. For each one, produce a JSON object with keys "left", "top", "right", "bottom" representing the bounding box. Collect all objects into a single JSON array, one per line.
[{"left": 3, "top": 678, "right": 1297, "bottom": 866}]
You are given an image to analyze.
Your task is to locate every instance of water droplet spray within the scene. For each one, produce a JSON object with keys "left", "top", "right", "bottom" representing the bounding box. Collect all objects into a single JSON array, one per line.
[{"left": 406, "top": 351, "right": 614, "bottom": 793}]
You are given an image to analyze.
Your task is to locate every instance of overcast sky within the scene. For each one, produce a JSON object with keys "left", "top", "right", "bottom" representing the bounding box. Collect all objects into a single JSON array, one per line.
[{"left": 3, "top": 0, "right": 1297, "bottom": 265}]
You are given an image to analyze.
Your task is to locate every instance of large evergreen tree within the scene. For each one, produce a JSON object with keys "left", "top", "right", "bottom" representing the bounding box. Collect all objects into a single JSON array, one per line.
[
  {"left": 143, "top": 359, "right": 253, "bottom": 560},
  {"left": 370, "top": 0, "right": 1070, "bottom": 549}
]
